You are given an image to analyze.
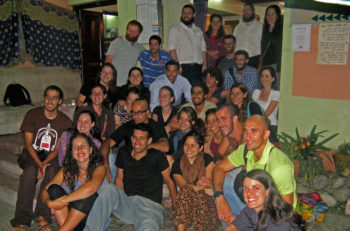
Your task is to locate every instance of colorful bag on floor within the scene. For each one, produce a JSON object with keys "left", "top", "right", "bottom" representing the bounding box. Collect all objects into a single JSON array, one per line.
[{"left": 296, "top": 192, "right": 328, "bottom": 225}]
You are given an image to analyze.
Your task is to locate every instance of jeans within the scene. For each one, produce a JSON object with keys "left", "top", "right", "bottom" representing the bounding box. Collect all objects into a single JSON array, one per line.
[
  {"left": 109, "top": 152, "right": 117, "bottom": 184},
  {"left": 84, "top": 184, "right": 163, "bottom": 231}
]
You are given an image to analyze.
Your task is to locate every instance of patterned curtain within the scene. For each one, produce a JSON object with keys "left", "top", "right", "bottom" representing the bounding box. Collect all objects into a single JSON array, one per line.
[
  {"left": 21, "top": 0, "right": 81, "bottom": 70},
  {"left": 0, "top": 0, "right": 21, "bottom": 66},
  {"left": 194, "top": 0, "right": 208, "bottom": 32}
]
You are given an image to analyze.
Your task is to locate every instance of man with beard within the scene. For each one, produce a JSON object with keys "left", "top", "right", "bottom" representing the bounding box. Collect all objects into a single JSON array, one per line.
[
  {"left": 106, "top": 20, "right": 145, "bottom": 86},
  {"left": 168, "top": 4, "right": 207, "bottom": 85},
  {"left": 180, "top": 83, "right": 216, "bottom": 121},
  {"left": 138, "top": 35, "right": 171, "bottom": 88},
  {"left": 221, "top": 50, "right": 259, "bottom": 98},
  {"left": 216, "top": 35, "right": 236, "bottom": 77},
  {"left": 233, "top": 2, "right": 262, "bottom": 68}
]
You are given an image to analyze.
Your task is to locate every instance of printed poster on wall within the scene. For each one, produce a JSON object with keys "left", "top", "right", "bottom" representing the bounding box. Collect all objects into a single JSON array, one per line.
[
  {"left": 317, "top": 23, "right": 350, "bottom": 65},
  {"left": 136, "top": 0, "right": 159, "bottom": 43}
]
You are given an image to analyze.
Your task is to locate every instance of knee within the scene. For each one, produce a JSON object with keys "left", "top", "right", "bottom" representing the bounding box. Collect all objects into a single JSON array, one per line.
[
  {"left": 48, "top": 184, "right": 67, "bottom": 200},
  {"left": 20, "top": 164, "right": 37, "bottom": 181}
]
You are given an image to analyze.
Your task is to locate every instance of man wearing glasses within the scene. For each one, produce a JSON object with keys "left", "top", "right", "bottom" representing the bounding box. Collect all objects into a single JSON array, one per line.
[{"left": 100, "top": 97, "right": 169, "bottom": 183}]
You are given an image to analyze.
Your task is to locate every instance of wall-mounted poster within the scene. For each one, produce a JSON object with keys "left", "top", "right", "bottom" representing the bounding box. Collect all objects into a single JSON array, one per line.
[
  {"left": 292, "top": 24, "right": 312, "bottom": 52},
  {"left": 136, "top": 0, "right": 159, "bottom": 43}
]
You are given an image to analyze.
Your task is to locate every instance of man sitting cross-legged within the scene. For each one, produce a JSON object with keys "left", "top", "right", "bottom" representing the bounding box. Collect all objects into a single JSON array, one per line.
[{"left": 84, "top": 123, "right": 177, "bottom": 231}]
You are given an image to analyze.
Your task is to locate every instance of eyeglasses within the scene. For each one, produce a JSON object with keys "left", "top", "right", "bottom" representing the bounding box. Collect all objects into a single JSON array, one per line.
[{"left": 131, "top": 110, "right": 147, "bottom": 116}]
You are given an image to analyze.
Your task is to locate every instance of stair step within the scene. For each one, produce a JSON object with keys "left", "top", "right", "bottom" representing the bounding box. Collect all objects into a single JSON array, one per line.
[
  {"left": 0, "top": 172, "right": 19, "bottom": 206},
  {"left": 0, "top": 149, "right": 22, "bottom": 177},
  {"left": 0, "top": 132, "right": 24, "bottom": 154}
]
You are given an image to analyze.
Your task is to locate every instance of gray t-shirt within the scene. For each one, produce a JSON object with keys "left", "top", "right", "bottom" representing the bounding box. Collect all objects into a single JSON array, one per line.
[{"left": 107, "top": 37, "right": 145, "bottom": 86}]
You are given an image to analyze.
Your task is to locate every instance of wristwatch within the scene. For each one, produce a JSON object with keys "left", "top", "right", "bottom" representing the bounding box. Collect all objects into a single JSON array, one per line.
[{"left": 214, "top": 191, "right": 224, "bottom": 199}]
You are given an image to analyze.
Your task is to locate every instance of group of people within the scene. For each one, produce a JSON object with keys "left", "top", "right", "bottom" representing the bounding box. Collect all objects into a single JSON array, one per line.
[{"left": 10, "top": 2, "right": 304, "bottom": 231}]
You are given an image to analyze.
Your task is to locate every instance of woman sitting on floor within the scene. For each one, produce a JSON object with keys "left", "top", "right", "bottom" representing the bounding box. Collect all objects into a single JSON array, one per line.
[
  {"left": 41, "top": 133, "right": 106, "bottom": 231},
  {"left": 204, "top": 108, "right": 223, "bottom": 160},
  {"left": 58, "top": 109, "right": 101, "bottom": 166},
  {"left": 172, "top": 131, "right": 219, "bottom": 231},
  {"left": 226, "top": 169, "right": 305, "bottom": 231}
]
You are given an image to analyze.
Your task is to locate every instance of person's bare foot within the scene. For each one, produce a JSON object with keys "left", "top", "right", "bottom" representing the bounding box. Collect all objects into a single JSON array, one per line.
[{"left": 38, "top": 217, "right": 51, "bottom": 231}]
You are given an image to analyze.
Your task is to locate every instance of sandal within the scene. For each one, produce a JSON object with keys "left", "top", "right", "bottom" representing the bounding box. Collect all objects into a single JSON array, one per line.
[
  {"left": 11, "top": 225, "right": 26, "bottom": 231},
  {"left": 38, "top": 217, "right": 51, "bottom": 231}
]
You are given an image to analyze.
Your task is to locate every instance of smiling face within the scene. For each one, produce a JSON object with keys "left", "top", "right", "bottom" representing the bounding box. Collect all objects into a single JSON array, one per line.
[
  {"left": 230, "top": 87, "right": 247, "bottom": 108},
  {"left": 210, "top": 16, "right": 222, "bottom": 32},
  {"left": 44, "top": 89, "right": 62, "bottom": 113},
  {"left": 223, "top": 38, "right": 235, "bottom": 54},
  {"left": 242, "top": 5, "right": 255, "bottom": 22},
  {"left": 90, "top": 86, "right": 105, "bottom": 106},
  {"left": 126, "top": 92, "right": 140, "bottom": 108},
  {"left": 131, "top": 100, "right": 149, "bottom": 124},
  {"left": 159, "top": 88, "right": 174, "bottom": 107},
  {"left": 129, "top": 69, "right": 143, "bottom": 86},
  {"left": 260, "top": 69, "right": 275, "bottom": 89},
  {"left": 99, "top": 66, "right": 113, "bottom": 86},
  {"left": 206, "top": 113, "right": 220, "bottom": 135},
  {"left": 125, "top": 24, "right": 141, "bottom": 43},
  {"left": 243, "top": 177, "right": 269, "bottom": 212},
  {"left": 191, "top": 86, "right": 206, "bottom": 106},
  {"left": 77, "top": 113, "right": 94, "bottom": 135},
  {"left": 179, "top": 111, "right": 192, "bottom": 132},
  {"left": 243, "top": 117, "right": 269, "bottom": 154},
  {"left": 72, "top": 136, "right": 92, "bottom": 165},
  {"left": 181, "top": 7, "right": 195, "bottom": 26},
  {"left": 184, "top": 135, "right": 203, "bottom": 161},
  {"left": 166, "top": 64, "right": 179, "bottom": 84},
  {"left": 216, "top": 107, "right": 234, "bottom": 137},
  {"left": 131, "top": 129, "right": 151, "bottom": 154},
  {"left": 266, "top": 7, "right": 278, "bottom": 26},
  {"left": 235, "top": 54, "right": 248, "bottom": 71}
]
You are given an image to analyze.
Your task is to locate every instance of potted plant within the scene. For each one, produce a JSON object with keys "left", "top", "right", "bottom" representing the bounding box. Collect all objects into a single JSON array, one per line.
[
  {"left": 278, "top": 125, "right": 338, "bottom": 182},
  {"left": 334, "top": 141, "right": 350, "bottom": 176}
]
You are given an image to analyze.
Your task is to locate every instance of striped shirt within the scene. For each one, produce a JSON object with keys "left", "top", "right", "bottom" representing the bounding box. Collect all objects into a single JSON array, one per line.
[{"left": 138, "top": 50, "right": 171, "bottom": 88}]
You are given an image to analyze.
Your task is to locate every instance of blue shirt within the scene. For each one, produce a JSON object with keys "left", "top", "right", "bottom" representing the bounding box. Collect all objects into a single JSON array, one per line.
[
  {"left": 149, "top": 74, "right": 192, "bottom": 111},
  {"left": 223, "top": 65, "right": 259, "bottom": 94},
  {"left": 138, "top": 50, "right": 171, "bottom": 88}
]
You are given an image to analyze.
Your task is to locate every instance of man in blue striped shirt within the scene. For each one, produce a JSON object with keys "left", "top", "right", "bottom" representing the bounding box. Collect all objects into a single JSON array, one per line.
[{"left": 138, "top": 35, "right": 171, "bottom": 88}]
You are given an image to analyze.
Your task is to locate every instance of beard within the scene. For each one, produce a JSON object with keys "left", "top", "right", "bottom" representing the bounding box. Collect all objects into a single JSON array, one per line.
[
  {"left": 243, "top": 14, "right": 255, "bottom": 22},
  {"left": 236, "top": 64, "right": 246, "bottom": 71},
  {"left": 125, "top": 33, "right": 139, "bottom": 43},
  {"left": 181, "top": 16, "right": 194, "bottom": 26}
]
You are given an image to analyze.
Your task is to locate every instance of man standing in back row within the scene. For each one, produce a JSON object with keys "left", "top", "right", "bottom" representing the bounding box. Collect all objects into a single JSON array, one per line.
[
  {"left": 233, "top": 3, "right": 262, "bottom": 68},
  {"left": 168, "top": 4, "right": 207, "bottom": 85},
  {"left": 106, "top": 20, "right": 145, "bottom": 86}
]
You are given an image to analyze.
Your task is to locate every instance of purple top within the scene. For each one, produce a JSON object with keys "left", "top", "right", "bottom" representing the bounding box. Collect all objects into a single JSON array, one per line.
[
  {"left": 58, "top": 130, "right": 101, "bottom": 166},
  {"left": 204, "top": 34, "right": 225, "bottom": 68}
]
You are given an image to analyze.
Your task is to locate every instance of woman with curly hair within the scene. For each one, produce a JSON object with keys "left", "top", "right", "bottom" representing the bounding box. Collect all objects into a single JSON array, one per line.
[
  {"left": 226, "top": 169, "right": 305, "bottom": 231},
  {"left": 172, "top": 131, "right": 219, "bottom": 231},
  {"left": 41, "top": 133, "right": 106, "bottom": 231}
]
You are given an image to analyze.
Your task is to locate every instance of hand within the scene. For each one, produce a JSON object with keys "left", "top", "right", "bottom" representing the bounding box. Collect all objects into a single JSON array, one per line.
[
  {"left": 37, "top": 162, "right": 51, "bottom": 179},
  {"left": 225, "top": 223, "right": 238, "bottom": 231},
  {"left": 202, "top": 64, "right": 207, "bottom": 73},
  {"left": 216, "top": 196, "right": 234, "bottom": 222},
  {"left": 208, "top": 50, "right": 220, "bottom": 59},
  {"left": 47, "top": 196, "right": 68, "bottom": 210},
  {"left": 224, "top": 215, "right": 236, "bottom": 227},
  {"left": 196, "top": 176, "right": 211, "bottom": 187},
  {"left": 204, "top": 187, "right": 213, "bottom": 196}
]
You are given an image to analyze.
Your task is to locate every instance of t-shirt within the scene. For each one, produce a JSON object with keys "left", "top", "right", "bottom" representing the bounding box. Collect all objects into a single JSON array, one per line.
[
  {"left": 109, "top": 119, "right": 167, "bottom": 149},
  {"left": 152, "top": 105, "right": 178, "bottom": 127},
  {"left": 116, "top": 146, "right": 169, "bottom": 204},
  {"left": 228, "top": 142, "right": 296, "bottom": 208},
  {"left": 20, "top": 107, "right": 72, "bottom": 152},
  {"left": 233, "top": 206, "right": 301, "bottom": 231},
  {"left": 106, "top": 37, "right": 145, "bottom": 86},
  {"left": 171, "top": 153, "right": 213, "bottom": 179},
  {"left": 252, "top": 89, "right": 280, "bottom": 126}
]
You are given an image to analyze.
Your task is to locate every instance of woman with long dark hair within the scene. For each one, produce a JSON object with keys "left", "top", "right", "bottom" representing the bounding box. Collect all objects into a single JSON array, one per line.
[
  {"left": 41, "top": 133, "right": 106, "bottom": 231},
  {"left": 252, "top": 66, "right": 280, "bottom": 143},
  {"left": 204, "top": 14, "right": 226, "bottom": 68},
  {"left": 58, "top": 110, "right": 101, "bottom": 166},
  {"left": 260, "top": 5, "right": 283, "bottom": 89},
  {"left": 172, "top": 131, "right": 219, "bottom": 231},
  {"left": 116, "top": 67, "right": 150, "bottom": 104},
  {"left": 74, "top": 84, "right": 115, "bottom": 142},
  {"left": 226, "top": 169, "right": 305, "bottom": 231},
  {"left": 76, "top": 63, "right": 118, "bottom": 108}
]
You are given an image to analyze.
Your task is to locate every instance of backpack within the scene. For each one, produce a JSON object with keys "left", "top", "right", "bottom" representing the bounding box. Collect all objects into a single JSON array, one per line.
[{"left": 3, "top": 83, "right": 32, "bottom": 106}]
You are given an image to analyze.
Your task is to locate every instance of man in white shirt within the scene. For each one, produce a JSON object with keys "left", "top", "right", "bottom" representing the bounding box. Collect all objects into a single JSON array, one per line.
[
  {"left": 149, "top": 60, "right": 192, "bottom": 111},
  {"left": 168, "top": 4, "right": 207, "bottom": 85},
  {"left": 233, "top": 3, "right": 262, "bottom": 69}
]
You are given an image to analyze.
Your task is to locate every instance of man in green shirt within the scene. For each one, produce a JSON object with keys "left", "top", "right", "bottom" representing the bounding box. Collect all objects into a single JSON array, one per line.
[{"left": 213, "top": 115, "right": 296, "bottom": 226}]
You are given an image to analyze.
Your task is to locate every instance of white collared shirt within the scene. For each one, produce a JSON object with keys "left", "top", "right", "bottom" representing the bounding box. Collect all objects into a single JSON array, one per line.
[{"left": 233, "top": 20, "right": 263, "bottom": 57}]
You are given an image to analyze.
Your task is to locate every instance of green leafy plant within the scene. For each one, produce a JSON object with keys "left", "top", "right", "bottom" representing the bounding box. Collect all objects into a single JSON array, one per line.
[
  {"left": 279, "top": 125, "right": 338, "bottom": 181},
  {"left": 336, "top": 141, "right": 350, "bottom": 156}
]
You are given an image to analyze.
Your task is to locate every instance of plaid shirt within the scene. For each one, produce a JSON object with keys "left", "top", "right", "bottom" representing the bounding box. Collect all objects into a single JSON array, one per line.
[{"left": 223, "top": 65, "right": 259, "bottom": 94}]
